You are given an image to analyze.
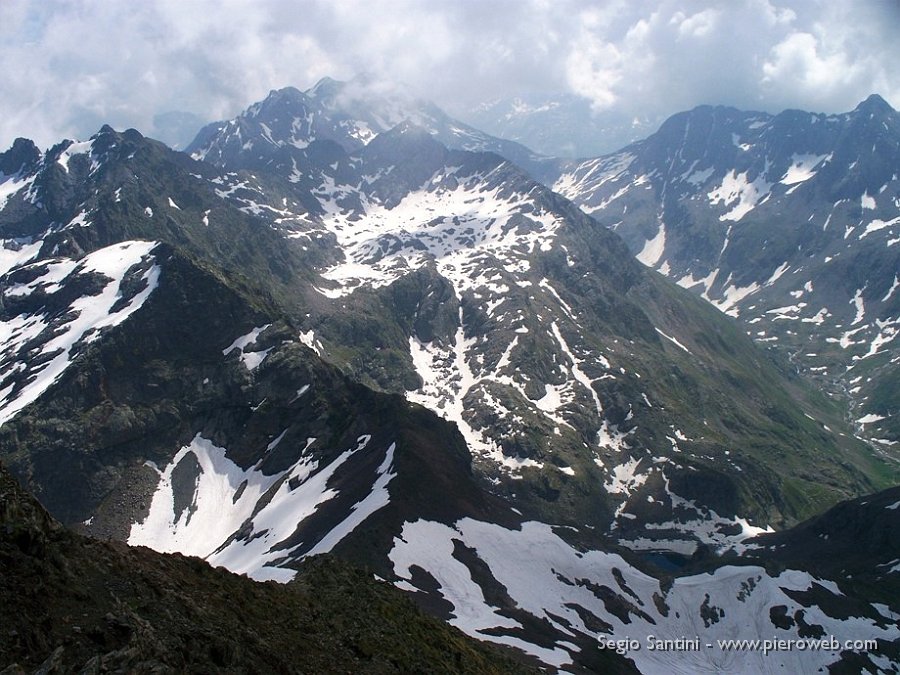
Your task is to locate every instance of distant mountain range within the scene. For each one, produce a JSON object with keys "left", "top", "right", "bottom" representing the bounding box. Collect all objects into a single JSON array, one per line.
[
  {"left": 0, "top": 77, "right": 897, "bottom": 672},
  {"left": 553, "top": 94, "right": 899, "bottom": 449},
  {"left": 462, "top": 93, "right": 658, "bottom": 158}
]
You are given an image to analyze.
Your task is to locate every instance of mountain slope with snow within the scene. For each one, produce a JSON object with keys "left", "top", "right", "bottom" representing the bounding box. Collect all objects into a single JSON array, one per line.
[
  {"left": 553, "top": 95, "right": 900, "bottom": 449},
  {"left": 184, "top": 91, "right": 896, "bottom": 544},
  {"left": 187, "top": 76, "right": 552, "bottom": 181},
  {"left": 0, "top": 89, "right": 898, "bottom": 673}
]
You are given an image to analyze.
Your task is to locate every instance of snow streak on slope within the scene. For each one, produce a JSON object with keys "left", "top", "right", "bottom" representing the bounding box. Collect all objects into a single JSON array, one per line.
[
  {"left": 0, "top": 241, "right": 160, "bottom": 426},
  {"left": 552, "top": 153, "right": 636, "bottom": 212},
  {"left": 406, "top": 302, "right": 621, "bottom": 477},
  {"left": 0, "top": 172, "right": 37, "bottom": 212},
  {"left": 130, "top": 433, "right": 396, "bottom": 582},
  {"left": 304, "top": 442, "right": 396, "bottom": 556},
  {"left": 390, "top": 517, "right": 899, "bottom": 674},
  {"left": 56, "top": 140, "right": 98, "bottom": 173},
  {"left": 408, "top": 325, "right": 543, "bottom": 474}
]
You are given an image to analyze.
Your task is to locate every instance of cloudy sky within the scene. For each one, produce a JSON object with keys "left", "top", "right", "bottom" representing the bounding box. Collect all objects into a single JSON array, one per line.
[{"left": 1, "top": 0, "right": 897, "bottom": 151}]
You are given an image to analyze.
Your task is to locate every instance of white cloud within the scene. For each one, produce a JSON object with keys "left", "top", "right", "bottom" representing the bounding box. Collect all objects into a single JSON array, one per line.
[
  {"left": 565, "top": 37, "right": 624, "bottom": 110},
  {"left": 757, "top": 1, "right": 897, "bottom": 113},
  {"left": 763, "top": 32, "right": 857, "bottom": 93},
  {"left": 676, "top": 8, "right": 721, "bottom": 38}
]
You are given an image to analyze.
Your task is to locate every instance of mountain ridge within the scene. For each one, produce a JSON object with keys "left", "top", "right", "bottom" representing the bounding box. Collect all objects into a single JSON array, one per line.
[{"left": 0, "top": 459, "right": 545, "bottom": 674}]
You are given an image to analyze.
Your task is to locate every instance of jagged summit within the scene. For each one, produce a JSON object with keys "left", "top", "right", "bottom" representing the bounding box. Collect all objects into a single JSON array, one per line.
[
  {"left": 855, "top": 92, "right": 895, "bottom": 115},
  {"left": 249, "top": 85, "right": 308, "bottom": 112},
  {"left": 361, "top": 120, "right": 447, "bottom": 163},
  {"left": 185, "top": 75, "right": 552, "bottom": 179},
  {"left": 307, "top": 75, "right": 343, "bottom": 98},
  {"left": 0, "top": 138, "right": 41, "bottom": 176}
]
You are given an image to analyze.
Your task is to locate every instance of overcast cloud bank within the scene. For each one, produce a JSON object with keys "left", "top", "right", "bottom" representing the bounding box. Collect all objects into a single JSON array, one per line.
[{"left": 0, "top": 0, "right": 897, "bottom": 150}]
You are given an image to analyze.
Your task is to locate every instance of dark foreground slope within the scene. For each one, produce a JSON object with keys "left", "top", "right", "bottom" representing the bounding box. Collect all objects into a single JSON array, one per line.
[{"left": 0, "top": 461, "right": 539, "bottom": 675}]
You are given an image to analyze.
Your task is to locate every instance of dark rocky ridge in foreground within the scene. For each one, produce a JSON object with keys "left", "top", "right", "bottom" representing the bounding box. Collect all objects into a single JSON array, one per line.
[{"left": 0, "top": 461, "right": 545, "bottom": 674}]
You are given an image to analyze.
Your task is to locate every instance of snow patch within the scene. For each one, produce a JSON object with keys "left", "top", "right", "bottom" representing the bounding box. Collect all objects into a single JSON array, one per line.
[
  {"left": 850, "top": 289, "right": 866, "bottom": 325},
  {"left": 56, "top": 140, "right": 95, "bottom": 173},
  {"left": 861, "top": 191, "right": 876, "bottom": 210},
  {"left": 708, "top": 169, "right": 771, "bottom": 221},
  {"left": 856, "top": 414, "right": 885, "bottom": 425},
  {"left": 780, "top": 153, "right": 829, "bottom": 185},
  {"left": 223, "top": 324, "right": 272, "bottom": 371},
  {"left": 636, "top": 223, "right": 666, "bottom": 267},
  {"left": 860, "top": 215, "right": 900, "bottom": 239}
]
